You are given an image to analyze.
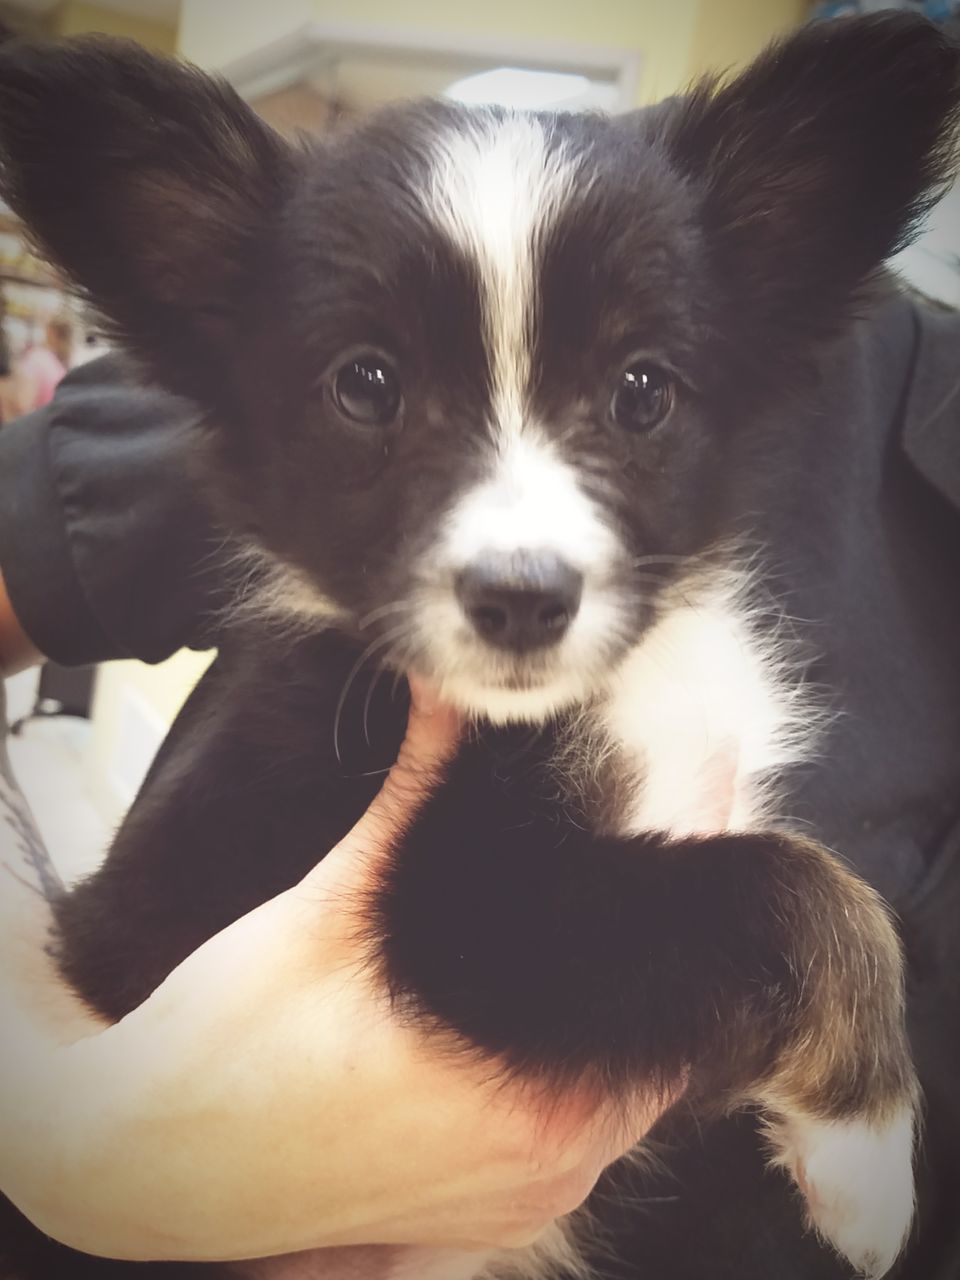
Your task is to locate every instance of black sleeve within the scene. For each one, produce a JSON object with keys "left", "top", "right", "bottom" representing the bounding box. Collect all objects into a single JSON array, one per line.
[
  {"left": 0, "top": 353, "right": 232, "bottom": 666},
  {"left": 900, "top": 299, "right": 960, "bottom": 513}
]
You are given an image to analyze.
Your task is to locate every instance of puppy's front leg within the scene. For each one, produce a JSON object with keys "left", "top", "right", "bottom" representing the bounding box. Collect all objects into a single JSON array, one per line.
[
  {"left": 747, "top": 838, "right": 918, "bottom": 1280},
  {"left": 372, "top": 750, "right": 916, "bottom": 1278}
]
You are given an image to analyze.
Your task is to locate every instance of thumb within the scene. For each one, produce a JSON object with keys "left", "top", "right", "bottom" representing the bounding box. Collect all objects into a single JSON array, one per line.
[
  {"left": 382, "top": 675, "right": 462, "bottom": 803},
  {"left": 300, "top": 677, "right": 461, "bottom": 897}
]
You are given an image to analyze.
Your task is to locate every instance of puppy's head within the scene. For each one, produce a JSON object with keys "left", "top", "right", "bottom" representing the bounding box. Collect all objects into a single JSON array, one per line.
[{"left": 1, "top": 15, "right": 957, "bottom": 722}]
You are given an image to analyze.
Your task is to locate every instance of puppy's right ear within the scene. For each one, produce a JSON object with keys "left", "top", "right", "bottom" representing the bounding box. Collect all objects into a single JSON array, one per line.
[
  {"left": 0, "top": 37, "right": 292, "bottom": 394},
  {"left": 658, "top": 13, "right": 960, "bottom": 356}
]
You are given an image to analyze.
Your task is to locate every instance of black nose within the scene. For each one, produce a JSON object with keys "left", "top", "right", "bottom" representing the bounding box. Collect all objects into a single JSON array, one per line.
[{"left": 456, "top": 552, "right": 583, "bottom": 653}]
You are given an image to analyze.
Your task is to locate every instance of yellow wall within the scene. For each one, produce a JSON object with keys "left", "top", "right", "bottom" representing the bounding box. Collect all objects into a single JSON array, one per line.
[
  {"left": 178, "top": 0, "right": 311, "bottom": 67},
  {"left": 178, "top": 0, "right": 701, "bottom": 104},
  {"left": 179, "top": 0, "right": 806, "bottom": 102},
  {"left": 688, "top": 0, "right": 807, "bottom": 82},
  {"left": 51, "top": 1, "right": 178, "bottom": 53}
]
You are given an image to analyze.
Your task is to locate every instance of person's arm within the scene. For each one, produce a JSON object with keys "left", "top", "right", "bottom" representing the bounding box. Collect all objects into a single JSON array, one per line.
[{"left": 0, "top": 684, "right": 669, "bottom": 1263}]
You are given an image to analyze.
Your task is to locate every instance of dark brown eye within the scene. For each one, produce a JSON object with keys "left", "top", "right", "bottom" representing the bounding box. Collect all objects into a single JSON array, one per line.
[
  {"left": 332, "top": 353, "right": 402, "bottom": 427},
  {"left": 610, "top": 363, "right": 675, "bottom": 433}
]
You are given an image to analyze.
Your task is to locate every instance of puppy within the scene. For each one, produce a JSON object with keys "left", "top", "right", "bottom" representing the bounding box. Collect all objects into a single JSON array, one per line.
[{"left": 1, "top": 13, "right": 958, "bottom": 1280}]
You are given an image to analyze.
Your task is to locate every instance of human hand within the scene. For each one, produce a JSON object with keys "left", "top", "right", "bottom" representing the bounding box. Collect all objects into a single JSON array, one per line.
[{"left": 6, "top": 680, "right": 676, "bottom": 1264}]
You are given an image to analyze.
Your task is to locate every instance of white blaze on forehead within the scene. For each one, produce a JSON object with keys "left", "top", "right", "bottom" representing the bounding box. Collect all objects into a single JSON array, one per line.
[
  {"left": 443, "top": 431, "right": 617, "bottom": 574},
  {"left": 425, "top": 111, "right": 576, "bottom": 441}
]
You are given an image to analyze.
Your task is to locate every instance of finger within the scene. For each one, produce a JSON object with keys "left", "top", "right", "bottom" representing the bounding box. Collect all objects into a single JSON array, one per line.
[
  {"left": 387, "top": 678, "right": 461, "bottom": 791},
  {"left": 356, "top": 682, "right": 460, "bottom": 840}
]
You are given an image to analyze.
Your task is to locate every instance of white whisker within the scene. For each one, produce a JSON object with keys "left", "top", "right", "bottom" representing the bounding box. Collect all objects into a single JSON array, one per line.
[{"left": 333, "top": 623, "right": 416, "bottom": 765}]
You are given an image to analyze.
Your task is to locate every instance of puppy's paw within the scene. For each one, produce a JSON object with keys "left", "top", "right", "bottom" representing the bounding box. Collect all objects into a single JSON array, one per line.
[
  {"left": 763, "top": 1100, "right": 916, "bottom": 1277},
  {"left": 787, "top": 1108, "right": 916, "bottom": 1278}
]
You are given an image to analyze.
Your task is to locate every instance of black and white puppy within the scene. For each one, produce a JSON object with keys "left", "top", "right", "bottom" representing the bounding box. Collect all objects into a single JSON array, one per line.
[{"left": 0, "top": 13, "right": 958, "bottom": 1280}]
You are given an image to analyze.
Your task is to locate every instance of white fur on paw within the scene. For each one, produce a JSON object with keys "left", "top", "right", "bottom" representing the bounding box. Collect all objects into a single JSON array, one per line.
[{"left": 790, "top": 1108, "right": 916, "bottom": 1278}]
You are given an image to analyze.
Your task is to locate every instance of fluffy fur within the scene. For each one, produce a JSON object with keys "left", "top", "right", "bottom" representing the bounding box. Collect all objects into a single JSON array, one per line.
[{"left": 0, "top": 12, "right": 958, "bottom": 1280}]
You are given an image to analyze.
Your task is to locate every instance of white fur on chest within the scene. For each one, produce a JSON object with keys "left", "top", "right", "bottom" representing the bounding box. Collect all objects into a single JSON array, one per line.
[{"left": 600, "top": 576, "right": 816, "bottom": 840}]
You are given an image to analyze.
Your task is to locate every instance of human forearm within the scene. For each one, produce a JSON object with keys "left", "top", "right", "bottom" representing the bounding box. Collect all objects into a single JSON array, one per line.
[{"left": 0, "top": 690, "right": 662, "bottom": 1264}]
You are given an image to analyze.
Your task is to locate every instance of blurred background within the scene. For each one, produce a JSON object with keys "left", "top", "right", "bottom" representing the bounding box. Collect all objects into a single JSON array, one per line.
[{"left": 1, "top": 0, "right": 958, "bottom": 878}]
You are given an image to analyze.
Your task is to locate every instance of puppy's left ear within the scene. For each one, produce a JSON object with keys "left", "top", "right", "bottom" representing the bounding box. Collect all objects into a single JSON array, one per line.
[
  {"left": 661, "top": 12, "right": 960, "bottom": 349},
  {"left": 0, "top": 36, "right": 292, "bottom": 395}
]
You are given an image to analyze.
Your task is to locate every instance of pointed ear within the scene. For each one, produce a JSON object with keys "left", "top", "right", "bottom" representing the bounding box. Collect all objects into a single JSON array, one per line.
[
  {"left": 0, "top": 36, "right": 292, "bottom": 393},
  {"left": 661, "top": 13, "right": 960, "bottom": 348}
]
